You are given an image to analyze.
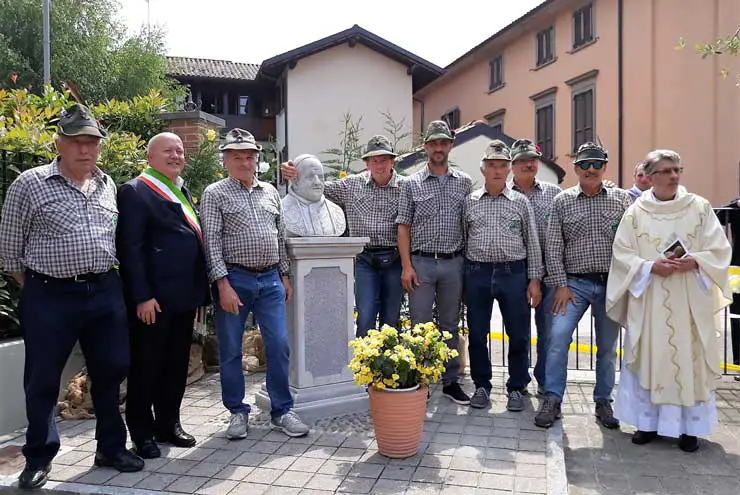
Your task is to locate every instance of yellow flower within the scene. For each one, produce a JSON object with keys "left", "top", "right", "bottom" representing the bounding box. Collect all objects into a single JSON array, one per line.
[
  {"left": 206, "top": 129, "right": 217, "bottom": 142},
  {"left": 338, "top": 170, "right": 348, "bottom": 179}
]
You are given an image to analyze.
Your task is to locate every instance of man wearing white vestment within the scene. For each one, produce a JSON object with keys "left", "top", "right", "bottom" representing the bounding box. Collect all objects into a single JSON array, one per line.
[{"left": 606, "top": 149, "right": 731, "bottom": 453}]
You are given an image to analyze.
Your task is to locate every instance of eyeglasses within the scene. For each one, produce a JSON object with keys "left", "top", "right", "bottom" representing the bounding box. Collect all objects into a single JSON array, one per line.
[
  {"left": 650, "top": 167, "right": 684, "bottom": 176},
  {"left": 576, "top": 161, "right": 606, "bottom": 170}
]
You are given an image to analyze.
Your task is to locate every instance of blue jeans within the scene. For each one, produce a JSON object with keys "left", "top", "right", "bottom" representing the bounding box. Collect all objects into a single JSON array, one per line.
[
  {"left": 355, "top": 256, "right": 403, "bottom": 337},
  {"left": 533, "top": 283, "right": 554, "bottom": 386},
  {"left": 465, "top": 259, "right": 531, "bottom": 393},
  {"left": 544, "top": 277, "right": 620, "bottom": 402},
  {"left": 214, "top": 267, "right": 292, "bottom": 419}
]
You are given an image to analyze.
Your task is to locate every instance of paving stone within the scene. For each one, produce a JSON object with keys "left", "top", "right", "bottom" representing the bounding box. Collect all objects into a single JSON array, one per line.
[
  {"left": 260, "top": 454, "right": 298, "bottom": 470},
  {"left": 288, "top": 456, "right": 325, "bottom": 473},
  {"left": 337, "top": 476, "right": 376, "bottom": 493},
  {"left": 74, "top": 467, "right": 118, "bottom": 484},
  {"left": 273, "top": 470, "right": 313, "bottom": 488},
  {"left": 372, "top": 478, "right": 409, "bottom": 493},
  {"left": 105, "top": 470, "right": 150, "bottom": 487},
  {"left": 233, "top": 452, "right": 270, "bottom": 467},
  {"left": 187, "top": 461, "right": 226, "bottom": 477},
  {"left": 244, "top": 467, "right": 283, "bottom": 484},
  {"left": 405, "top": 482, "right": 443, "bottom": 494},
  {"left": 159, "top": 458, "right": 201, "bottom": 474},
  {"left": 166, "top": 475, "right": 210, "bottom": 493},
  {"left": 136, "top": 472, "right": 182, "bottom": 490},
  {"left": 317, "top": 458, "right": 353, "bottom": 476},
  {"left": 515, "top": 476, "right": 548, "bottom": 494},
  {"left": 213, "top": 464, "right": 254, "bottom": 481},
  {"left": 418, "top": 454, "right": 452, "bottom": 469},
  {"left": 304, "top": 473, "right": 344, "bottom": 491},
  {"left": 412, "top": 466, "right": 447, "bottom": 484},
  {"left": 229, "top": 481, "right": 270, "bottom": 494},
  {"left": 444, "top": 469, "right": 479, "bottom": 487},
  {"left": 380, "top": 465, "right": 415, "bottom": 481}
]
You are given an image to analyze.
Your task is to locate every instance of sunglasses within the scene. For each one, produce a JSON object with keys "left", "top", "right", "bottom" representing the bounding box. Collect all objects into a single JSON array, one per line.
[{"left": 576, "top": 160, "right": 606, "bottom": 170}]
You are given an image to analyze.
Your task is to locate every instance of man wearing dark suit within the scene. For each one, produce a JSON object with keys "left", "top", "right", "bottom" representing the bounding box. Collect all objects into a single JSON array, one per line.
[{"left": 116, "top": 132, "right": 209, "bottom": 458}]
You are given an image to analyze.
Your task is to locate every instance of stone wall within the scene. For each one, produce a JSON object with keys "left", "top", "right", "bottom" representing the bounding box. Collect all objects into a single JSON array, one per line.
[{"left": 159, "top": 111, "right": 225, "bottom": 155}]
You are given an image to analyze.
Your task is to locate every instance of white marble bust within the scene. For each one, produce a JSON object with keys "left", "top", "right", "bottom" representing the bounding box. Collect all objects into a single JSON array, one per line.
[{"left": 281, "top": 154, "right": 346, "bottom": 237}]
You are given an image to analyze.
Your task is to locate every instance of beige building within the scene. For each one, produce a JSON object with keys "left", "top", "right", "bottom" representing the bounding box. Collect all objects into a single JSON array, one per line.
[{"left": 413, "top": 0, "right": 740, "bottom": 204}]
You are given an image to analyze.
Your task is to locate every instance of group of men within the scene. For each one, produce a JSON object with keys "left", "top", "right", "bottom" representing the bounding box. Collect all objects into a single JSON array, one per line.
[
  {"left": 0, "top": 104, "right": 308, "bottom": 490},
  {"left": 283, "top": 118, "right": 731, "bottom": 453},
  {"left": 0, "top": 104, "right": 731, "bottom": 490}
]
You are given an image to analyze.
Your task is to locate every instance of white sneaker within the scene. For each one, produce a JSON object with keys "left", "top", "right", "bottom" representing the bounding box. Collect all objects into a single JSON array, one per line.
[
  {"left": 226, "top": 412, "right": 248, "bottom": 440},
  {"left": 271, "top": 410, "right": 309, "bottom": 437}
]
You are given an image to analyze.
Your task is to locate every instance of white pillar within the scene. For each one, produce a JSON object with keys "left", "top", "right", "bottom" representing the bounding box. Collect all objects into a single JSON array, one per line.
[{"left": 255, "top": 237, "right": 369, "bottom": 422}]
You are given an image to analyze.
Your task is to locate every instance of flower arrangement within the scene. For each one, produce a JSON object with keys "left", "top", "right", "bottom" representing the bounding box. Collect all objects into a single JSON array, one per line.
[{"left": 348, "top": 322, "right": 458, "bottom": 390}]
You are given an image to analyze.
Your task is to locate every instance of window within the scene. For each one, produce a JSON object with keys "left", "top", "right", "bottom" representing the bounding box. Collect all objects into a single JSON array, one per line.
[
  {"left": 573, "top": 3, "right": 594, "bottom": 49},
  {"left": 486, "top": 110, "right": 505, "bottom": 136},
  {"left": 441, "top": 107, "right": 460, "bottom": 130},
  {"left": 531, "top": 90, "right": 555, "bottom": 159},
  {"left": 572, "top": 88, "right": 594, "bottom": 151},
  {"left": 536, "top": 105, "right": 554, "bottom": 159},
  {"left": 238, "top": 96, "right": 249, "bottom": 115},
  {"left": 489, "top": 56, "right": 503, "bottom": 90},
  {"left": 536, "top": 27, "right": 555, "bottom": 66}
]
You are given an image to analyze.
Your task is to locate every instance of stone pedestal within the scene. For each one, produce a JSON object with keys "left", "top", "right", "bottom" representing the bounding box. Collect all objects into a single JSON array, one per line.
[{"left": 255, "top": 237, "right": 370, "bottom": 422}]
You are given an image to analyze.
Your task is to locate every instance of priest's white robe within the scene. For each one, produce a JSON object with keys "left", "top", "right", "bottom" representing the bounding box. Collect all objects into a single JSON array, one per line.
[{"left": 606, "top": 187, "right": 731, "bottom": 437}]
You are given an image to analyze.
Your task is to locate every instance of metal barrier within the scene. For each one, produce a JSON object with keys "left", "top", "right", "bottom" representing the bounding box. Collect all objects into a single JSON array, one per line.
[{"left": 485, "top": 207, "right": 739, "bottom": 374}]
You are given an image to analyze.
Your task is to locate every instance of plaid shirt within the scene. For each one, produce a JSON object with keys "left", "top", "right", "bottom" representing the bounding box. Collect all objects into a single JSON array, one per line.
[
  {"left": 200, "top": 177, "right": 288, "bottom": 282},
  {"left": 0, "top": 159, "right": 118, "bottom": 278},
  {"left": 510, "top": 179, "right": 561, "bottom": 258},
  {"left": 396, "top": 165, "right": 473, "bottom": 253},
  {"left": 545, "top": 184, "right": 632, "bottom": 287},
  {"left": 325, "top": 171, "right": 402, "bottom": 247},
  {"left": 464, "top": 186, "right": 543, "bottom": 280}
]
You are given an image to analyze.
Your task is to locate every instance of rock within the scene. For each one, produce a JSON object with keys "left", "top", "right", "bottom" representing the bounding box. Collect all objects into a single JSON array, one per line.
[
  {"left": 242, "top": 328, "right": 266, "bottom": 372},
  {"left": 57, "top": 369, "right": 127, "bottom": 419},
  {"left": 187, "top": 343, "right": 205, "bottom": 385}
]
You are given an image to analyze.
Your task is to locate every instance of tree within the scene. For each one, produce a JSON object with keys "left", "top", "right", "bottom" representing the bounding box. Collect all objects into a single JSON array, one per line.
[
  {"left": 322, "top": 112, "right": 364, "bottom": 179},
  {"left": 677, "top": 28, "right": 740, "bottom": 83},
  {"left": 0, "top": 0, "right": 182, "bottom": 103}
]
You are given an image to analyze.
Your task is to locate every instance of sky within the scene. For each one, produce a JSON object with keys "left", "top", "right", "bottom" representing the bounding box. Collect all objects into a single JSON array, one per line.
[{"left": 119, "top": 0, "right": 546, "bottom": 68}]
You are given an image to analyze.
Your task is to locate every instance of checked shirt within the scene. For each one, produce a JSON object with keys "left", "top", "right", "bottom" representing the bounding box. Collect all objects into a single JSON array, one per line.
[
  {"left": 463, "top": 186, "right": 543, "bottom": 280},
  {"left": 0, "top": 159, "right": 118, "bottom": 278},
  {"left": 200, "top": 177, "right": 288, "bottom": 283},
  {"left": 545, "top": 184, "right": 632, "bottom": 287},
  {"left": 396, "top": 165, "right": 473, "bottom": 254},
  {"left": 324, "top": 171, "right": 403, "bottom": 248}
]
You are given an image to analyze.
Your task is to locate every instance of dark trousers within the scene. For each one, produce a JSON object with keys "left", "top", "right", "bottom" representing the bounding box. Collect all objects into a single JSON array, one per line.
[
  {"left": 731, "top": 293, "right": 740, "bottom": 365},
  {"left": 464, "top": 259, "right": 532, "bottom": 393},
  {"left": 354, "top": 255, "right": 404, "bottom": 337},
  {"left": 20, "top": 270, "right": 129, "bottom": 468},
  {"left": 125, "top": 309, "right": 195, "bottom": 444}
]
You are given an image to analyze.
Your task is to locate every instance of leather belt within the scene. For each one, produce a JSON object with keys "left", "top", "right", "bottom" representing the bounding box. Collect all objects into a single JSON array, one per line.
[
  {"left": 567, "top": 272, "right": 609, "bottom": 285},
  {"left": 28, "top": 269, "right": 115, "bottom": 284},
  {"left": 412, "top": 250, "right": 463, "bottom": 260},
  {"left": 363, "top": 246, "right": 398, "bottom": 253},
  {"left": 227, "top": 263, "right": 278, "bottom": 274}
]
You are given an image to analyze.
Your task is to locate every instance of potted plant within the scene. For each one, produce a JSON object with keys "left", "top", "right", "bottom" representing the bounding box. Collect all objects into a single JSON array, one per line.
[{"left": 348, "top": 322, "right": 458, "bottom": 458}]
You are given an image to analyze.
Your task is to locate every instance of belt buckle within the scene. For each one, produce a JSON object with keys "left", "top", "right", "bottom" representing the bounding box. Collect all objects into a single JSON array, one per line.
[
  {"left": 434, "top": 252, "right": 440, "bottom": 260},
  {"left": 73, "top": 274, "right": 87, "bottom": 283}
]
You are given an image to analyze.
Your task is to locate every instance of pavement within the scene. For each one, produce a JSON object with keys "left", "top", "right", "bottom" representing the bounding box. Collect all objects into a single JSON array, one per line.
[
  {"left": 0, "top": 371, "right": 565, "bottom": 495},
  {"left": 560, "top": 375, "right": 740, "bottom": 495}
]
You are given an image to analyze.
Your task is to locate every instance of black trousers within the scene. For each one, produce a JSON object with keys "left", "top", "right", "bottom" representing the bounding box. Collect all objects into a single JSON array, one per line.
[
  {"left": 20, "top": 271, "right": 129, "bottom": 468},
  {"left": 730, "top": 293, "right": 740, "bottom": 365},
  {"left": 125, "top": 308, "right": 195, "bottom": 444}
]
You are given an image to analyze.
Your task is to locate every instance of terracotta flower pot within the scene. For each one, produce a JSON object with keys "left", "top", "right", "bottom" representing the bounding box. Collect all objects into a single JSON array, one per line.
[{"left": 368, "top": 384, "right": 427, "bottom": 458}]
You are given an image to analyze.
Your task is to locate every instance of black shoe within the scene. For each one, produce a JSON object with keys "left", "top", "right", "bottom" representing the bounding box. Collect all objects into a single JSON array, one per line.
[
  {"left": 18, "top": 463, "right": 51, "bottom": 490},
  {"left": 631, "top": 430, "right": 658, "bottom": 445},
  {"left": 595, "top": 400, "right": 620, "bottom": 429},
  {"left": 94, "top": 450, "right": 145, "bottom": 472},
  {"left": 133, "top": 439, "right": 161, "bottom": 459},
  {"left": 678, "top": 434, "right": 700, "bottom": 452},
  {"left": 534, "top": 395, "right": 562, "bottom": 428},
  {"left": 155, "top": 423, "right": 196, "bottom": 448},
  {"left": 442, "top": 383, "right": 470, "bottom": 405}
]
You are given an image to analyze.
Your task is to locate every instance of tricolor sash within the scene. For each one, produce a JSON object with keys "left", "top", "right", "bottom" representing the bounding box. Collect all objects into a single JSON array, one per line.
[{"left": 136, "top": 167, "right": 202, "bottom": 238}]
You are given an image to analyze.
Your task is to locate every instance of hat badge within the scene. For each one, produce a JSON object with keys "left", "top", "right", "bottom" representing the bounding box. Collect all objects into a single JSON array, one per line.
[{"left": 236, "top": 136, "right": 243, "bottom": 143}]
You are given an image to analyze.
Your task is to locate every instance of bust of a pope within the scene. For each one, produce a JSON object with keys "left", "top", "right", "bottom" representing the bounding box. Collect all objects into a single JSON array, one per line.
[{"left": 281, "top": 154, "right": 346, "bottom": 237}]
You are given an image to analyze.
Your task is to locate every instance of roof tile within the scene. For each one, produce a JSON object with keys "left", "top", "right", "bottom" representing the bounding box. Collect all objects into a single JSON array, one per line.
[{"left": 166, "top": 56, "right": 260, "bottom": 80}]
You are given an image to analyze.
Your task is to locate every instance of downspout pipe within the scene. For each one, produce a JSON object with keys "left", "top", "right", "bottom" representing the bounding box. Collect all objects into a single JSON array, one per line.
[
  {"left": 413, "top": 97, "right": 425, "bottom": 136},
  {"left": 617, "top": 0, "right": 624, "bottom": 186}
]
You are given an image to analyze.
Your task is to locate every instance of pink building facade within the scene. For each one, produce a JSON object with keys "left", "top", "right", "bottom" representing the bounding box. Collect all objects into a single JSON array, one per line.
[{"left": 413, "top": 0, "right": 740, "bottom": 204}]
